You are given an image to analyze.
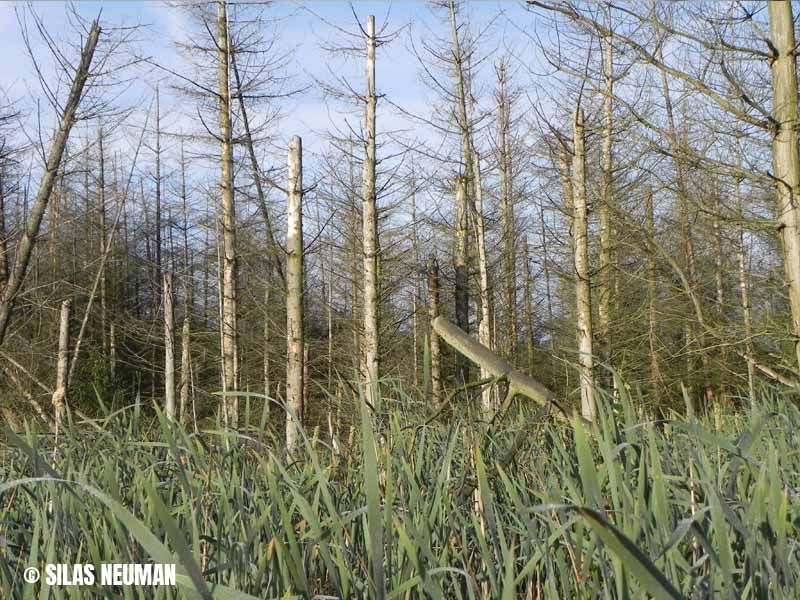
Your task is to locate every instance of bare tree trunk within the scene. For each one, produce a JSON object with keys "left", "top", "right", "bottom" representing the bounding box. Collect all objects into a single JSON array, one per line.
[
  {"left": 154, "top": 87, "right": 163, "bottom": 312},
  {"left": 736, "top": 180, "right": 757, "bottom": 407},
  {"left": 411, "top": 177, "right": 421, "bottom": 388},
  {"left": 180, "top": 316, "right": 190, "bottom": 423},
  {"left": 164, "top": 272, "right": 176, "bottom": 420},
  {"left": 523, "top": 236, "right": 535, "bottom": 373},
  {"left": 217, "top": 0, "right": 239, "bottom": 426},
  {"left": 572, "top": 107, "right": 595, "bottom": 422},
  {"left": 264, "top": 280, "right": 272, "bottom": 410},
  {"left": 0, "top": 169, "right": 7, "bottom": 287},
  {"left": 0, "top": 22, "right": 100, "bottom": 344},
  {"left": 645, "top": 186, "right": 661, "bottom": 398},
  {"left": 97, "top": 127, "right": 109, "bottom": 366},
  {"left": 52, "top": 299, "right": 71, "bottom": 431},
  {"left": 362, "top": 14, "right": 380, "bottom": 409},
  {"left": 426, "top": 255, "right": 442, "bottom": 405},
  {"left": 598, "top": 34, "right": 614, "bottom": 375},
  {"left": 454, "top": 176, "right": 470, "bottom": 386},
  {"left": 449, "top": 0, "right": 474, "bottom": 387},
  {"left": 472, "top": 152, "right": 493, "bottom": 411},
  {"left": 286, "top": 136, "right": 304, "bottom": 452},
  {"left": 496, "top": 61, "right": 517, "bottom": 358},
  {"left": 768, "top": 0, "right": 800, "bottom": 371},
  {"left": 109, "top": 321, "right": 116, "bottom": 381}
]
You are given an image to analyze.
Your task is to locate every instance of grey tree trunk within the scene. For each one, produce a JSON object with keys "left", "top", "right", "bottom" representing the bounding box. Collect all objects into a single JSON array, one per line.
[
  {"left": 180, "top": 317, "right": 190, "bottom": 424},
  {"left": 523, "top": 236, "right": 535, "bottom": 373},
  {"left": 598, "top": 34, "right": 614, "bottom": 375},
  {"left": 768, "top": 0, "right": 800, "bottom": 371},
  {"left": 97, "top": 128, "right": 109, "bottom": 364},
  {"left": 572, "top": 107, "right": 595, "bottom": 422},
  {"left": 217, "top": 0, "right": 239, "bottom": 426},
  {"left": 449, "top": 0, "right": 473, "bottom": 387},
  {"left": 0, "top": 22, "right": 101, "bottom": 344},
  {"left": 362, "top": 14, "right": 380, "bottom": 409},
  {"left": 736, "top": 180, "right": 757, "bottom": 407},
  {"left": 286, "top": 136, "right": 304, "bottom": 452},
  {"left": 472, "top": 152, "right": 493, "bottom": 411},
  {"left": 52, "top": 299, "right": 71, "bottom": 430},
  {"left": 426, "top": 255, "right": 442, "bottom": 405},
  {"left": 164, "top": 272, "right": 176, "bottom": 420},
  {"left": 496, "top": 61, "right": 517, "bottom": 357},
  {"left": 454, "top": 176, "right": 470, "bottom": 386}
]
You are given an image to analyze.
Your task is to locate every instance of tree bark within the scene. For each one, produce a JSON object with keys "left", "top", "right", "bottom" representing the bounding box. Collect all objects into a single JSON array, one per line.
[
  {"left": 164, "top": 272, "right": 176, "bottom": 420},
  {"left": 217, "top": 0, "right": 239, "bottom": 426},
  {"left": 473, "top": 152, "right": 493, "bottom": 411},
  {"left": 426, "top": 255, "right": 442, "bottom": 405},
  {"left": 768, "top": 0, "right": 800, "bottom": 371},
  {"left": 362, "top": 14, "right": 380, "bottom": 410},
  {"left": 454, "top": 176, "right": 470, "bottom": 386},
  {"left": 0, "top": 21, "right": 101, "bottom": 344},
  {"left": 51, "top": 299, "right": 71, "bottom": 430},
  {"left": 736, "top": 180, "right": 756, "bottom": 407},
  {"left": 496, "top": 61, "right": 517, "bottom": 358},
  {"left": 572, "top": 107, "right": 595, "bottom": 422},
  {"left": 598, "top": 34, "right": 614, "bottom": 375},
  {"left": 523, "top": 236, "right": 535, "bottom": 374},
  {"left": 431, "top": 316, "right": 566, "bottom": 419},
  {"left": 286, "top": 136, "right": 304, "bottom": 452}
]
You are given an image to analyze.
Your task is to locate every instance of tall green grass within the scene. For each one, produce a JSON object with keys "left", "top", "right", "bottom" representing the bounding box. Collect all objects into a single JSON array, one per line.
[{"left": 0, "top": 383, "right": 798, "bottom": 598}]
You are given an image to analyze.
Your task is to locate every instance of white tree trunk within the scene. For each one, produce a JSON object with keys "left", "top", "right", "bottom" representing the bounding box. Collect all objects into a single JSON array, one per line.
[
  {"left": 572, "top": 107, "right": 595, "bottom": 422},
  {"left": 286, "top": 136, "right": 305, "bottom": 452},
  {"left": 362, "top": 14, "right": 380, "bottom": 409},
  {"left": 472, "top": 152, "right": 493, "bottom": 411},
  {"left": 52, "top": 299, "right": 71, "bottom": 431},
  {"left": 164, "top": 272, "right": 176, "bottom": 420},
  {"left": 217, "top": 0, "right": 239, "bottom": 426},
  {"left": 768, "top": 0, "right": 800, "bottom": 371},
  {"left": 426, "top": 255, "right": 442, "bottom": 405}
]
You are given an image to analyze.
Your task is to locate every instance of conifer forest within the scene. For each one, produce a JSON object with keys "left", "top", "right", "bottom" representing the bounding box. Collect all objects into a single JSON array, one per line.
[{"left": 1, "top": 1, "right": 800, "bottom": 598}]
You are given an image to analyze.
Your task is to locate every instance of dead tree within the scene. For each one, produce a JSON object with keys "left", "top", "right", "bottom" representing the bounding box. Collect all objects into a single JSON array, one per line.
[
  {"left": 361, "top": 15, "right": 380, "bottom": 409},
  {"left": 572, "top": 107, "right": 595, "bottom": 422},
  {"left": 286, "top": 136, "right": 304, "bottom": 452},
  {"left": 217, "top": 0, "right": 239, "bottom": 426},
  {"left": 51, "top": 299, "right": 71, "bottom": 430},
  {"left": 0, "top": 21, "right": 101, "bottom": 344},
  {"left": 164, "top": 273, "right": 176, "bottom": 420}
]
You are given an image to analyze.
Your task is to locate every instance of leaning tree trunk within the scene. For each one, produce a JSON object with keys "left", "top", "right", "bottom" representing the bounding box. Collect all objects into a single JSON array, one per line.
[
  {"left": 217, "top": 0, "right": 239, "bottom": 426},
  {"left": 768, "top": 0, "right": 800, "bottom": 372},
  {"left": 164, "top": 272, "right": 176, "bottom": 420},
  {"left": 572, "top": 107, "right": 595, "bottom": 422},
  {"left": 285, "top": 136, "right": 305, "bottom": 452},
  {"left": 0, "top": 22, "right": 101, "bottom": 344},
  {"left": 362, "top": 14, "right": 380, "bottom": 410}
]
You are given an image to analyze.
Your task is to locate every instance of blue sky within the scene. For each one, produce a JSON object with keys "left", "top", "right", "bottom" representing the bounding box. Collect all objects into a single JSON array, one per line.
[{"left": 0, "top": 1, "right": 546, "bottom": 164}]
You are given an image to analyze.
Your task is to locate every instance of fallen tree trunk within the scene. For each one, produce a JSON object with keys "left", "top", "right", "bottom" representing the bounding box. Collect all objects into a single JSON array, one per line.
[{"left": 432, "top": 316, "right": 570, "bottom": 420}]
